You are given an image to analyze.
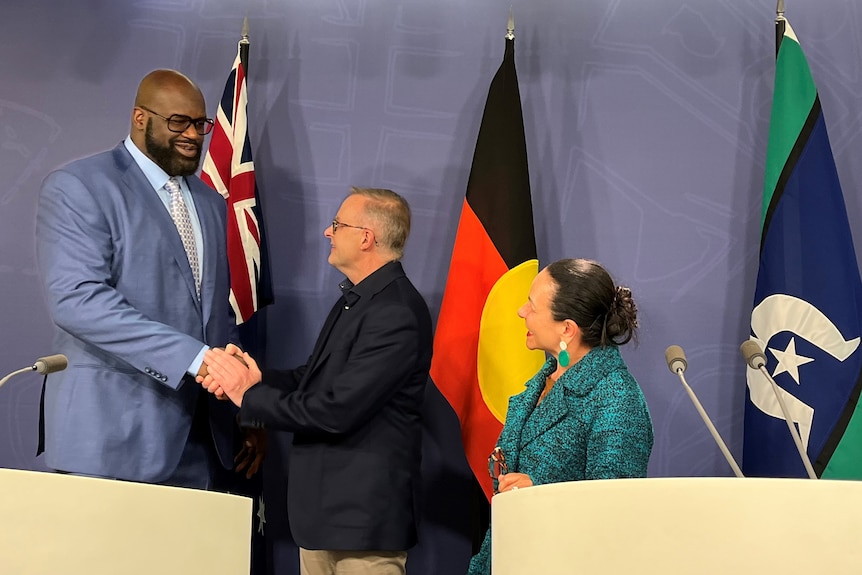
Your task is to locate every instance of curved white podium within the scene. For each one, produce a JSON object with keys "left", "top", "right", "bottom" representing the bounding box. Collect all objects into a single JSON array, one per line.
[
  {"left": 492, "top": 477, "right": 862, "bottom": 574},
  {"left": 0, "top": 468, "right": 252, "bottom": 575}
]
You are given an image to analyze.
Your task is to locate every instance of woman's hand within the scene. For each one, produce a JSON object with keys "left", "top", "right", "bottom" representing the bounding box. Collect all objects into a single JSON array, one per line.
[{"left": 497, "top": 472, "right": 533, "bottom": 493}]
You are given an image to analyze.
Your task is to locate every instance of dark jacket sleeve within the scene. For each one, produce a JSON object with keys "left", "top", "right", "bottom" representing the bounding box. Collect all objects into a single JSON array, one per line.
[{"left": 240, "top": 301, "right": 421, "bottom": 434}]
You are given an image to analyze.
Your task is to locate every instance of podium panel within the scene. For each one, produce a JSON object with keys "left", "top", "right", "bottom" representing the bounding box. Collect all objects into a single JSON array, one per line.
[
  {"left": 492, "top": 477, "right": 862, "bottom": 574},
  {"left": 0, "top": 469, "right": 252, "bottom": 575}
]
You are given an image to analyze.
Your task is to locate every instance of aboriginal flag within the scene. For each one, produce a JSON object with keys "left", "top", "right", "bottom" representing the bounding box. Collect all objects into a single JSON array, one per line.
[{"left": 431, "top": 35, "right": 544, "bottom": 501}]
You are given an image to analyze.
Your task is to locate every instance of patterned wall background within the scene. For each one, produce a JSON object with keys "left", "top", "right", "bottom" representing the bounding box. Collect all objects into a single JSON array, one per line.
[{"left": 3, "top": 1, "right": 862, "bottom": 572}]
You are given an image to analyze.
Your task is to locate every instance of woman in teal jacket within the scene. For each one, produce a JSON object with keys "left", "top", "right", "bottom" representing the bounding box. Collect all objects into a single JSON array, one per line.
[{"left": 468, "top": 259, "right": 654, "bottom": 575}]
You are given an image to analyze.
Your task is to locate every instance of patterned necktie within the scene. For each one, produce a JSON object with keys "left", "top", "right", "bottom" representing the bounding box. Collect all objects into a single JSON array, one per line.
[{"left": 164, "top": 177, "right": 200, "bottom": 297}]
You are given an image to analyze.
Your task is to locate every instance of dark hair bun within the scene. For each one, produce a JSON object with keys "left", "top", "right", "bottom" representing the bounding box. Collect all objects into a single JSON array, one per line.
[
  {"left": 605, "top": 285, "right": 638, "bottom": 345},
  {"left": 546, "top": 259, "right": 638, "bottom": 348}
]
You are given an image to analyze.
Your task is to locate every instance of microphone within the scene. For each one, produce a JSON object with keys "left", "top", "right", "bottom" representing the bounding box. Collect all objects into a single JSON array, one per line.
[
  {"left": 740, "top": 340, "right": 818, "bottom": 479},
  {"left": 33, "top": 354, "right": 68, "bottom": 374},
  {"left": 0, "top": 354, "right": 68, "bottom": 389},
  {"left": 665, "top": 345, "right": 687, "bottom": 373},
  {"left": 665, "top": 345, "right": 745, "bottom": 478}
]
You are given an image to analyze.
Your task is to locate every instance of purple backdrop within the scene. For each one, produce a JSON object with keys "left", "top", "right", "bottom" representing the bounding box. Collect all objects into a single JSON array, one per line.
[{"left": 3, "top": 1, "right": 862, "bottom": 573}]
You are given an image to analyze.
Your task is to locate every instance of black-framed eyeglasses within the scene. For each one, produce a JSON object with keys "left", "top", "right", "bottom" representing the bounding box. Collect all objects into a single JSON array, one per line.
[
  {"left": 331, "top": 219, "right": 373, "bottom": 234},
  {"left": 139, "top": 105, "right": 215, "bottom": 135},
  {"left": 488, "top": 446, "right": 508, "bottom": 481}
]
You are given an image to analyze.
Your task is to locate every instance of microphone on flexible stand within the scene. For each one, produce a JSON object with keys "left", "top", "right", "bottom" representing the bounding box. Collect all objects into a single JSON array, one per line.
[
  {"left": 665, "top": 345, "right": 745, "bottom": 478},
  {"left": 740, "top": 340, "right": 818, "bottom": 479},
  {"left": 0, "top": 354, "right": 68, "bottom": 389}
]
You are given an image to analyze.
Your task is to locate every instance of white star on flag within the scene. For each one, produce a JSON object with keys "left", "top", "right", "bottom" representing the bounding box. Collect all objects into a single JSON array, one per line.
[
  {"left": 769, "top": 336, "right": 814, "bottom": 385},
  {"left": 257, "top": 495, "right": 266, "bottom": 535}
]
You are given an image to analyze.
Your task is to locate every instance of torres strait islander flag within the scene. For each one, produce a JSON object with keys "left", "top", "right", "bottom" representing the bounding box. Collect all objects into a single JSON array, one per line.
[
  {"left": 201, "top": 36, "right": 273, "bottom": 324},
  {"left": 431, "top": 33, "right": 545, "bottom": 500},
  {"left": 743, "top": 17, "right": 862, "bottom": 478}
]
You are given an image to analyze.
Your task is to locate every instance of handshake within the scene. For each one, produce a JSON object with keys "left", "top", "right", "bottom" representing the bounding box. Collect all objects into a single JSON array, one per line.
[{"left": 196, "top": 343, "right": 262, "bottom": 407}]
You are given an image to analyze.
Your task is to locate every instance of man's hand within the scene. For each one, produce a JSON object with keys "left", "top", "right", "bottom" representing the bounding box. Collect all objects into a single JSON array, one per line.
[
  {"left": 235, "top": 428, "right": 267, "bottom": 478},
  {"left": 199, "top": 345, "right": 261, "bottom": 407},
  {"left": 197, "top": 346, "right": 247, "bottom": 400},
  {"left": 197, "top": 355, "right": 229, "bottom": 399}
]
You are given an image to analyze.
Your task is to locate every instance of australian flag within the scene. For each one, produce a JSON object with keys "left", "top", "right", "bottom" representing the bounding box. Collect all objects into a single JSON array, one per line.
[
  {"left": 202, "top": 33, "right": 273, "bottom": 575},
  {"left": 202, "top": 38, "right": 273, "bottom": 325}
]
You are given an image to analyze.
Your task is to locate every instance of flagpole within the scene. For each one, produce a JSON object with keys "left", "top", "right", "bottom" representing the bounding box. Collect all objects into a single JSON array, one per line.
[
  {"left": 775, "top": 0, "right": 786, "bottom": 56},
  {"left": 240, "top": 16, "right": 250, "bottom": 74}
]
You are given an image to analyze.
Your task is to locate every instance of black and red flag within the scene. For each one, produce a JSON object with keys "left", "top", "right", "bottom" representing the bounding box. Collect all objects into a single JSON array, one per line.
[{"left": 431, "top": 21, "right": 544, "bottom": 502}]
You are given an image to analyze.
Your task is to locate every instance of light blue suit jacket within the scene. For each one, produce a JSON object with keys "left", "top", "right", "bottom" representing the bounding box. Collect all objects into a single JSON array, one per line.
[{"left": 36, "top": 143, "right": 238, "bottom": 483}]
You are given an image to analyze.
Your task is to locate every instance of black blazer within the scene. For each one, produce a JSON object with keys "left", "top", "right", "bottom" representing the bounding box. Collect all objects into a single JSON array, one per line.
[{"left": 240, "top": 261, "right": 432, "bottom": 550}]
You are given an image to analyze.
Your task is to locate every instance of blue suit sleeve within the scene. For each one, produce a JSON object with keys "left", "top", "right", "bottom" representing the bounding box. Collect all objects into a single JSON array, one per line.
[{"left": 37, "top": 170, "right": 206, "bottom": 389}]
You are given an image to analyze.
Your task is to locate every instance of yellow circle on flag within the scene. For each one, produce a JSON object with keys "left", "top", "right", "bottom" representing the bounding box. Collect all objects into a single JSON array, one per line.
[{"left": 477, "top": 259, "right": 546, "bottom": 423}]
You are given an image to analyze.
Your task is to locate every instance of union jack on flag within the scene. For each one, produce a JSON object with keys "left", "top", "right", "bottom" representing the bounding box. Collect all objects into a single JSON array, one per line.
[{"left": 202, "top": 39, "right": 272, "bottom": 324}]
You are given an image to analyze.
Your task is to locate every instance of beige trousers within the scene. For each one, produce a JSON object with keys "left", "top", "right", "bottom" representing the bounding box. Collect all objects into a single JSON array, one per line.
[{"left": 299, "top": 548, "right": 407, "bottom": 575}]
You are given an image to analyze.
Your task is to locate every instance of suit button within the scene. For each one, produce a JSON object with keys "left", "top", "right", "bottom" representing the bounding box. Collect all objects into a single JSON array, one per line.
[
  {"left": 145, "top": 367, "right": 152, "bottom": 374},
  {"left": 161, "top": 376, "right": 167, "bottom": 382}
]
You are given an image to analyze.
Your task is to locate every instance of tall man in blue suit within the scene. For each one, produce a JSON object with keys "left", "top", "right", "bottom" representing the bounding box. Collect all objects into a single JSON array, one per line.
[
  {"left": 202, "top": 188, "right": 432, "bottom": 575},
  {"left": 36, "top": 69, "right": 241, "bottom": 489}
]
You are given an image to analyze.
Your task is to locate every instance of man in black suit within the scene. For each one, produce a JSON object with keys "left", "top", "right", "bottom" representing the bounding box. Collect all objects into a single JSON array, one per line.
[{"left": 201, "top": 187, "right": 432, "bottom": 575}]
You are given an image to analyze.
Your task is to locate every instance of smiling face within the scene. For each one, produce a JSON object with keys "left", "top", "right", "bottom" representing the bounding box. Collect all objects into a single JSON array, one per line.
[
  {"left": 130, "top": 70, "right": 207, "bottom": 177},
  {"left": 517, "top": 268, "right": 564, "bottom": 354},
  {"left": 142, "top": 113, "right": 203, "bottom": 176},
  {"left": 324, "top": 194, "right": 372, "bottom": 276}
]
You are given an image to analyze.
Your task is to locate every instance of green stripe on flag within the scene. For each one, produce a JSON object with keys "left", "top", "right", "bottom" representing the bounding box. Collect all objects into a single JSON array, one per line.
[
  {"left": 762, "top": 30, "right": 816, "bottom": 226},
  {"left": 822, "top": 386, "right": 862, "bottom": 478}
]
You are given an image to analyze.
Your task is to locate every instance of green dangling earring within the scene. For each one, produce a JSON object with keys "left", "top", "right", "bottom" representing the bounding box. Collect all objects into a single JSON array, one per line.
[{"left": 558, "top": 340, "right": 570, "bottom": 367}]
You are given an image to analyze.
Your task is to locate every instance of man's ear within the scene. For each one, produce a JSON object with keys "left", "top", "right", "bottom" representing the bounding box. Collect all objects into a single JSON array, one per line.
[
  {"left": 131, "top": 107, "right": 146, "bottom": 131},
  {"left": 361, "top": 230, "right": 376, "bottom": 250}
]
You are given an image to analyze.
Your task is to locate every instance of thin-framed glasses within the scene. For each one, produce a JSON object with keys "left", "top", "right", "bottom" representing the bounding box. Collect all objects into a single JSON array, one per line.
[
  {"left": 331, "top": 219, "right": 373, "bottom": 234},
  {"left": 488, "top": 446, "right": 508, "bottom": 493},
  {"left": 139, "top": 105, "right": 214, "bottom": 135}
]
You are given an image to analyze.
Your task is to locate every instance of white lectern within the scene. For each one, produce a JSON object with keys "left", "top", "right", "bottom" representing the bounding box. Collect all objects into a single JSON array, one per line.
[
  {"left": 0, "top": 468, "right": 252, "bottom": 574},
  {"left": 492, "top": 477, "right": 862, "bottom": 574}
]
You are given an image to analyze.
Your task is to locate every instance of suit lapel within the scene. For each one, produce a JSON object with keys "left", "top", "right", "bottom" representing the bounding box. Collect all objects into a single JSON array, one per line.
[
  {"left": 300, "top": 266, "right": 402, "bottom": 386},
  {"left": 499, "top": 360, "right": 571, "bottom": 464},
  {"left": 122, "top": 160, "right": 201, "bottom": 307},
  {"left": 518, "top": 390, "right": 569, "bottom": 449},
  {"left": 499, "top": 377, "right": 543, "bottom": 471},
  {"left": 113, "top": 144, "right": 201, "bottom": 318},
  {"left": 191, "top": 182, "right": 218, "bottom": 329},
  {"left": 302, "top": 297, "right": 345, "bottom": 382},
  {"left": 518, "top": 348, "right": 619, "bottom": 450}
]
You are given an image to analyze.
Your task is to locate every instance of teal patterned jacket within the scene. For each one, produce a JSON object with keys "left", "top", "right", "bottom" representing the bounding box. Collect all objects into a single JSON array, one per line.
[{"left": 467, "top": 345, "right": 654, "bottom": 575}]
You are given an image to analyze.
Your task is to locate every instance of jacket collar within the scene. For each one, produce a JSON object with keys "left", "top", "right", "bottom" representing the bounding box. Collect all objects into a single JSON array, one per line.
[{"left": 339, "top": 260, "right": 405, "bottom": 305}]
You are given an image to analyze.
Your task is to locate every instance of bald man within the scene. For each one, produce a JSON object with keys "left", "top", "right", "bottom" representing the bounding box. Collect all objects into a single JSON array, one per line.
[{"left": 36, "top": 69, "right": 242, "bottom": 488}]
